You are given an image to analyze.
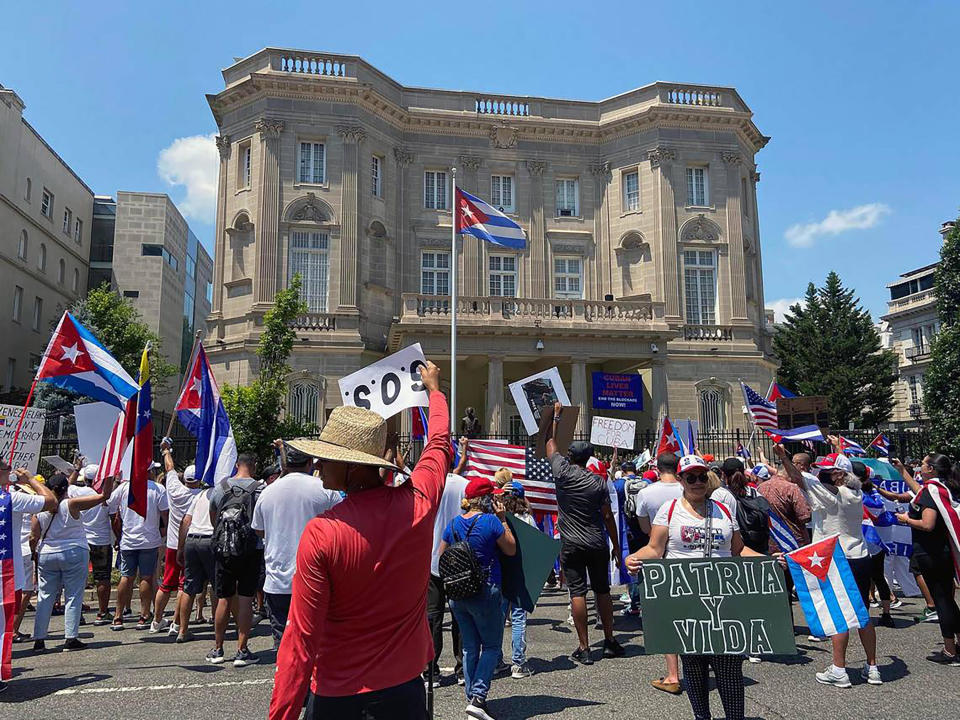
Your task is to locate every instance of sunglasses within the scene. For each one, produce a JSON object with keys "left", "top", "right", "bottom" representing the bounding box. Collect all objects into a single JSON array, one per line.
[{"left": 683, "top": 473, "right": 708, "bottom": 484}]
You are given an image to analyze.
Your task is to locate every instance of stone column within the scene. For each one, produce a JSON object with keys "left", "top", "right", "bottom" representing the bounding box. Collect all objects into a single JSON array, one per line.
[
  {"left": 649, "top": 148, "right": 680, "bottom": 321},
  {"left": 650, "top": 359, "right": 669, "bottom": 420},
  {"left": 338, "top": 126, "right": 365, "bottom": 309},
  {"left": 254, "top": 119, "right": 283, "bottom": 305},
  {"left": 459, "top": 155, "right": 483, "bottom": 296},
  {"left": 571, "top": 358, "right": 589, "bottom": 435},
  {"left": 211, "top": 135, "right": 230, "bottom": 321},
  {"left": 590, "top": 161, "right": 612, "bottom": 300},
  {"left": 722, "top": 152, "right": 748, "bottom": 321},
  {"left": 526, "top": 160, "right": 547, "bottom": 297},
  {"left": 393, "top": 147, "right": 414, "bottom": 315},
  {"left": 486, "top": 356, "right": 504, "bottom": 434}
]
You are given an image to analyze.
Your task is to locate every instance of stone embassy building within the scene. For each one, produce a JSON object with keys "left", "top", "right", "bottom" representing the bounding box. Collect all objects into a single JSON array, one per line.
[{"left": 204, "top": 48, "right": 776, "bottom": 439}]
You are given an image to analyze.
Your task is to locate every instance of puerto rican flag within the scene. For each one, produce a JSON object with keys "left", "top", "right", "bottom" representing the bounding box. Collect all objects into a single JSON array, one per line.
[
  {"left": 35, "top": 312, "right": 138, "bottom": 409},
  {"left": 175, "top": 344, "right": 237, "bottom": 487},
  {"left": 787, "top": 535, "right": 870, "bottom": 638},
  {"left": 0, "top": 489, "right": 14, "bottom": 680},
  {"left": 455, "top": 188, "right": 527, "bottom": 249},
  {"left": 869, "top": 433, "right": 890, "bottom": 456}
]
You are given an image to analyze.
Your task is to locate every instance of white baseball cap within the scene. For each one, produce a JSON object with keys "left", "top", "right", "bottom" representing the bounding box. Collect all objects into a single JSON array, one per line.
[
  {"left": 184, "top": 464, "right": 197, "bottom": 480},
  {"left": 678, "top": 455, "right": 708, "bottom": 474},
  {"left": 81, "top": 464, "right": 99, "bottom": 481},
  {"left": 814, "top": 453, "right": 853, "bottom": 473},
  {"left": 750, "top": 464, "right": 771, "bottom": 481}
]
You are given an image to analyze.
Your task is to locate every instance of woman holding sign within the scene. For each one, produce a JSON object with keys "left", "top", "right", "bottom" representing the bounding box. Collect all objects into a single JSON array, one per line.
[{"left": 625, "top": 455, "right": 765, "bottom": 720}]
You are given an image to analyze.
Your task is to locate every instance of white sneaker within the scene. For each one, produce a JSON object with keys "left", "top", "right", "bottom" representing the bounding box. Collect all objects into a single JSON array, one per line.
[
  {"left": 167, "top": 623, "right": 179, "bottom": 637},
  {"left": 816, "top": 665, "right": 852, "bottom": 688},
  {"left": 889, "top": 598, "right": 903, "bottom": 609},
  {"left": 747, "top": 655, "right": 762, "bottom": 664},
  {"left": 149, "top": 619, "right": 170, "bottom": 634},
  {"left": 807, "top": 635, "right": 825, "bottom": 642},
  {"left": 511, "top": 663, "right": 533, "bottom": 679},
  {"left": 860, "top": 664, "right": 882, "bottom": 685}
]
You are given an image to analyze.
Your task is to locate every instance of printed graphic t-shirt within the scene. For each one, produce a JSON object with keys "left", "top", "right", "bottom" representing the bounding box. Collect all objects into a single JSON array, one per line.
[{"left": 654, "top": 498, "right": 739, "bottom": 559}]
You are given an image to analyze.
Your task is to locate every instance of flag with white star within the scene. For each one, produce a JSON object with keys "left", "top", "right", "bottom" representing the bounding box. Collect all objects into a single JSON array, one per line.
[{"left": 0, "top": 489, "right": 15, "bottom": 679}]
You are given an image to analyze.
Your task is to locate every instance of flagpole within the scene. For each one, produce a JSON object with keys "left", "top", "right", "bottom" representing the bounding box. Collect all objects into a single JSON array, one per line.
[
  {"left": 165, "top": 330, "right": 203, "bottom": 438},
  {"left": 450, "top": 166, "right": 458, "bottom": 432}
]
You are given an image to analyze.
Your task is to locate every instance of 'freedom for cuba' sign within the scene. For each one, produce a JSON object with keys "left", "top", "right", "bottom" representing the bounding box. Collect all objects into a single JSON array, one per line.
[{"left": 591, "top": 372, "right": 643, "bottom": 411}]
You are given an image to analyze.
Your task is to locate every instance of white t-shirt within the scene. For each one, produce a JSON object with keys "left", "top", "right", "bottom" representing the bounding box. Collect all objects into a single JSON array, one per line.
[
  {"left": 800, "top": 471, "right": 866, "bottom": 559},
  {"left": 710, "top": 486, "right": 739, "bottom": 518},
  {"left": 251, "top": 472, "right": 343, "bottom": 594},
  {"left": 20, "top": 505, "right": 34, "bottom": 556},
  {"left": 69, "top": 485, "right": 112, "bottom": 546},
  {"left": 164, "top": 470, "right": 201, "bottom": 550},
  {"left": 185, "top": 488, "right": 215, "bottom": 537},
  {"left": 107, "top": 480, "right": 169, "bottom": 550},
  {"left": 9, "top": 489, "right": 46, "bottom": 591},
  {"left": 635, "top": 480, "right": 684, "bottom": 523},
  {"left": 37, "top": 498, "right": 89, "bottom": 554},
  {"left": 431, "top": 473, "right": 469, "bottom": 577},
  {"left": 654, "top": 498, "right": 739, "bottom": 559}
]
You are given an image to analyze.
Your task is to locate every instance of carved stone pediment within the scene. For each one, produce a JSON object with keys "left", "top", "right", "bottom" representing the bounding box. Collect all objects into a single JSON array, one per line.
[
  {"left": 680, "top": 214, "right": 722, "bottom": 243},
  {"left": 285, "top": 193, "right": 334, "bottom": 224},
  {"left": 489, "top": 123, "right": 518, "bottom": 149},
  {"left": 525, "top": 159, "right": 547, "bottom": 176}
]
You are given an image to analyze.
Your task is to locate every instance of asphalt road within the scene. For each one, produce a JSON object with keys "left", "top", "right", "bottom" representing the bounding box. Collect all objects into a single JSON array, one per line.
[{"left": 3, "top": 589, "right": 957, "bottom": 720}]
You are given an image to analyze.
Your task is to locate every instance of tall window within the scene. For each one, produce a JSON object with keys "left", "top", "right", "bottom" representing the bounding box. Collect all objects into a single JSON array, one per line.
[
  {"left": 371, "top": 155, "right": 382, "bottom": 197},
  {"left": 489, "top": 255, "right": 517, "bottom": 297},
  {"left": 699, "top": 387, "right": 726, "bottom": 432},
  {"left": 623, "top": 170, "right": 640, "bottom": 211},
  {"left": 683, "top": 250, "right": 717, "bottom": 325},
  {"left": 74, "top": 217, "right": 83, "bottom": 243},
  {"left": 289, "top": 381, "right": 320, "bottom": 426},
  {"left": 554, "top": 256, "right": 582, "bottom": 298},
  {"left": 911, "top": 326, "right": 926, "bottom": 354},
  {"left": 239, "top": 142, "right": 252, "bottom": 188},
  {"left": 491, "top": 175, "right": 514, "bottom": 212},
  {"left": 63, "top": 208, "right": 72, "bottom": 235},
  {"left": 686, "top": 167, "right": 708, "bottom": 206},
  {"left": 41, "top": 189, "right": 53, "bottom": 217},
  {"left": 5, "top": 358, "right": 14, "bottom": 392},
  {"left": 908, "top": 375, "right": 921, "bottom": 405},
  {"left": 298, "top": 142, "right": 325, "bottom": 184},
  {"left": 424, "top": 171, "right": 448, "bottom": 210},
  {"left": 289, "top": 231, "right": 329, "bottom": 313},
  {"left": 58, "top": 259, "right": 65, "bottom": 284},
  {"left": 72, "top": 268, "right": 79, "bottom": 293},
  {"left": 38, "top": 243, "right": 47, "bottom": 272},
  {"left": 32, "top": 296, "right": 43, "bottom": 331},
  {"left": 12, "top": 286, "right": 23, "bottom": 322},
  {"left": 421, "top": 251, "right": 450, "bottom": 310},
  {"left": 18, "top": 230, "right": 27, "bottom": 259},
  {"left": 24, "top": 178, "right": 31, "bottom": 202},
  {"left": 555, "top": 178, "right": 579, "bottom": 217}
]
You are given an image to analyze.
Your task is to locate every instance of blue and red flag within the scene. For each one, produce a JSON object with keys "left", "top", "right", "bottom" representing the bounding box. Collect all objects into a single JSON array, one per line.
[
  {"left": 656, "top": 415, "right": 683, "bottom": 456},
  {"left": 129, "top": 347, "right": 153, "bottom": 517},
  {"left": 869, "top": 433, "right": 890, "bottom": 456},
  {"left": 454, "top": 188, "right": 527, "bottom": 249},
  {"left": 766, "top": 382, "right": 796, "bottom": 403},
  {"left": 838, "top": 436, "right": 866, "bottom": 456},
  {"left": 768, "top": 510, "right": 800, "bottom": 553},
  {"left": 736, "top": 441, "right": 751, "bottom": 460},
  {"left": 0, "top": 488, "right": 15, "bottom": 680},
  {"left": 763, "top": 425, "right": 824, "bottom": 444},
  {"left": 175, "top": 344, "right": 237, "bottom": 487}
]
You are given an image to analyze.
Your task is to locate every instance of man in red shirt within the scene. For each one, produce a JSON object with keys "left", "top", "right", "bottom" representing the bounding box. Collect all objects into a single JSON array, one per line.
[{"left": 269, "top": 361, "right": 450, "bottom": 720}]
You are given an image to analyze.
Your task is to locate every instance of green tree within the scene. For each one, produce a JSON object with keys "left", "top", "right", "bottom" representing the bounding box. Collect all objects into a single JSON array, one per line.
[
  {"left": 924, "top": 216, "right": 960, "bottom": 456},
  {"left": 221, "top": 275, "right": 315, "bottom": 463},
  {"left": 772, "top": 271, "right": 898, "bottom": 429}
]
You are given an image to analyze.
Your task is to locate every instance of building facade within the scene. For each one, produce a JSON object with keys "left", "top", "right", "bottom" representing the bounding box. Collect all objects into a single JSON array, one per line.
[
  {"left": 0, "top": 84, "right": 92, "bottom": 397},
  {"left": 89, "top": 192, "right": 213, "bottom": 408},
  {"left": 205, "top": 49, "right": 776, "bottom": 437},
  {"left": 881, "top": 220, "right": 953, "bottom": 426}
]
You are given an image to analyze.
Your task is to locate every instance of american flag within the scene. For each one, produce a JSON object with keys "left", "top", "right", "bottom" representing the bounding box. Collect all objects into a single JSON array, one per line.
[
  {"left": 94, "top": 407, "right": 135, "bottom": 492},
  {"left": 741, "top": 382, "right": 778, "bottom": 429},
  {"left": 1, "top": 488, "right": 14, "bottom": 680},
  {"left": 464, "top": 439, "right": 557, "bottom": 513}
]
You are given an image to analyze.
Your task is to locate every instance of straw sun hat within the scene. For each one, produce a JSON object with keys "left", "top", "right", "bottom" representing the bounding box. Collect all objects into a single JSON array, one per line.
[{"left": 287, "top": 405, "right": 398, "bottom": 470}]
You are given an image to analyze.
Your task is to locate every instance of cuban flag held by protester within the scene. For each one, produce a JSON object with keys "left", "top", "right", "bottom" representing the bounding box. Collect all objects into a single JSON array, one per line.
[
  {"left": 869, "top": 433, "right": 890, "bottom": 456},
  {"left": 763, "top": 425, "right": 824, "bottom": 444},
  {"left": 862, "top": 489, "right": 898, "bottom": 555},
  {"left": 766, "top": 382, "right": 796, "bottom": 402},
  {"left": 0, "top": 488, "right": 15, "bottom": 680},
  {"left": 839, "top": 436, "right": 866, "bottom": 456},
  {"left": 736, "top": 441, "right": 751, "bottom": 460},
  {"left": 768, "top": 510, "right": 800, "bottom": 552},
  {"left": 35, "top": 312, "right": 138, "bottom": 409},
  {"left": 919, "top": 480, "right": 960, "bottom": 583},
  {"left": 175, "top": 344, "right": 237, "bottom": 487},
  {"left": 787, "top": 535, "right": 870, "bottom": 637},
  {"left": 455, "top": 188, "right": 527, "bottom": 249}
]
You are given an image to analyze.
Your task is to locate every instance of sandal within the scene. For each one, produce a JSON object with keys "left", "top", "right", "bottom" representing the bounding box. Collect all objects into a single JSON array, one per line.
[
  {"left": 652, "top": 677, "right": 682, "bottom": 695},
  {"left": 12, "top": 632, "right": 30, "bottom": 644}
]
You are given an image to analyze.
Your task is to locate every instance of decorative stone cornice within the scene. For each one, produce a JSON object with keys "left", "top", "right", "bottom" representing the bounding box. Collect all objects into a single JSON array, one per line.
[
  {"left": 751, "top": 171, "right": 761, "bottom": 183},
  {"left": 215, "top": 134, "right": 231, "bottom": 159},
  {"left": 458, "top": 154, "right": 483, "bottom": 171},
  {"left": 681, "top": 213, "right": 721, "bottom": 243},
  {"left": 489, "top": 122, "right": 518, "bottom": 149},
  {"left": 525, "top": 159, "right": 546, "bottom": 176},
  {"left": 647, "top": 147, "right": 676, "bottom": 168},
  {"left": 255, "top": 118, "right": 284, "bottom": 139},
  {"left": 590, "top": 160, "right": 611, "bottom": 179},
  {"left": 721, "top": 151, "right": 742, "bottom": 165},
  {"left": 337, "top": 125, "right": 366, "bottom": 143},
  {"left": 393, "top": 147, "right": 414, "bottom": 165}
]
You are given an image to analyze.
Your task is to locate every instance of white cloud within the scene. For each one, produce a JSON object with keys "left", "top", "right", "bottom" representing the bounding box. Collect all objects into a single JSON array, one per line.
[
  {"left": 767, "top": 297, "right": 804, "bottom": 323},
  {"left": 784, "top": 203, "right": 891, "bottom": 248},
  {"left": 157, "top": 133, "right": 218, "bottom": 225}
]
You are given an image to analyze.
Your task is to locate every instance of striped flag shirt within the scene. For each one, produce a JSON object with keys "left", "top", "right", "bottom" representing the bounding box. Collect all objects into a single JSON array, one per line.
[
  {"left": 741, "top": 382, "right": 778, "bottom": 429},
  {"left": 464, "top": 439, "right": 557, "bottom": 513}
]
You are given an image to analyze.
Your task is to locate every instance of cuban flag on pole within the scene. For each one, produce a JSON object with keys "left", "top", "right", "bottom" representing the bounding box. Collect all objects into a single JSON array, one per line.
[
  {"left": 768, "top": 510, "right": 800, "bottom": 553},
  {"left": 869, "top": 433, "right": 890, "bottom": 456},
  {"left": 455, "top": 188, "right": 527, "bottom": 249},
  {"left": 763, "top": 425, "right": 824, "bottom": 444},
  {"left": 786, "top": 535, "right": 870, "bottom": 637},
  {"left": 175, "top": 344, "right": 237, "bottom": 487},
  {"left": 766, "top": 382, "right": 796, "bottom": 402},
  {"left": 35, "top": 312, "right": 138, "bottom": 408},
  {"left": 838, "top": 436, "right": 866, "bottom": 456}
]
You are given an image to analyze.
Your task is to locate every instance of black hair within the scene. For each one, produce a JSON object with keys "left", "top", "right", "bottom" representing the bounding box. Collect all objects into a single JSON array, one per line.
[
  {"left": 237, "top": 453, "right": 258, "bottom": 472},
  {"left": 47, "top": 472, "right": 69, "bottom": 500},
  {"left": 656, "top": 452, "right": 679, "bottom": 473},
  {"left": 927, "top": 453, "right": 960, "bottom": 500}
]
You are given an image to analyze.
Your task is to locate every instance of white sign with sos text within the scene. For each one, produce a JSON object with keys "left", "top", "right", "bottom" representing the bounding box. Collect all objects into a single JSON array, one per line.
[{"left": 338, "top": 343, "right": 429, "bottom": 419}]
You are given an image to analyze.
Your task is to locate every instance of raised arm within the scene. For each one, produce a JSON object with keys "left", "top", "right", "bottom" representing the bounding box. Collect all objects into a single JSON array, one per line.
[
  {"left": 67, "top": 476, "right": 115, "bottom": 517},
  {"left": 452, "top": 437, "right": 468, "bottom": 475},
  {"left": 409, "top": 361, "right": 452, "bottom": 502},
  {"left": 545, "top": 401, "right": 562, "bottom": 459},
  {"left": 890, "top": 458, "right": 922, "bottom": 495},
  {"left": 16, "top": 469, "right": 57, "bottom": 512},
  {"left": 161, "top": 438, "right": 176, "bottom": 473}
]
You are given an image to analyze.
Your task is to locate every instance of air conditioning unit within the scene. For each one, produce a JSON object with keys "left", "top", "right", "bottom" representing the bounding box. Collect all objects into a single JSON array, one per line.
[{"left": 559, "top": 208, "right": 574, "bottom": 217}]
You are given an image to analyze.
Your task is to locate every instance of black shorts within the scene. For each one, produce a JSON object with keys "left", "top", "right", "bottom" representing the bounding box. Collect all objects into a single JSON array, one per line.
[
  {"left": 847, "top": 555, "right": 873, "bottom": 611},
  {"left": 88, "top": 544, "right": 113, "bottom": 584},
  {"left": 215, "top": 549, "right": 262, "bottom": 598},
  {"left": 560, "top": 545, "right": 611, "bottom": 598},
  {"left": 184, "top": 536, "right": 215, "bottom": 596}
]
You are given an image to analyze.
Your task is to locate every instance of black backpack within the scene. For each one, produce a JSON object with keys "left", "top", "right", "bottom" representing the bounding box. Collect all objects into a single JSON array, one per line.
[
  {"left": 736, "top": 490, "right": 771, "bottom": 554},
  {"left": 438, "top": 516, "right": 487, "bottom": 601},
  {"left": 214, "top": 483, "right": 259, "bottom": 562}
]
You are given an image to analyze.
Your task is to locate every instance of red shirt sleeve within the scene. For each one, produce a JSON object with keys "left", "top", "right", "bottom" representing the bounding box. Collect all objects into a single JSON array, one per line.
[
  {"left": 269, "top": 520, "right": 331, "bottom": 720},
  {"left": 411, "top": 391, "right": 452, "bottom": 503}
]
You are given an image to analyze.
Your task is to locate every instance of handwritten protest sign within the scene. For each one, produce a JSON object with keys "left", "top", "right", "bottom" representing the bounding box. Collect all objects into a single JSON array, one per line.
[
  {"left": 0, "top": 404, "right": 47, "bottom": 476},
  {"left": 590, "top": 416, "right": 636, "bottom": 450},
  {"left": 508, "top": 367, "right": 570, "bottom": 435},
  {"left": 338, "top": 343, "right": 428, "bottom": 419},
  {"left": 642, "top": 557, "right": 796, "bottom": 656}
]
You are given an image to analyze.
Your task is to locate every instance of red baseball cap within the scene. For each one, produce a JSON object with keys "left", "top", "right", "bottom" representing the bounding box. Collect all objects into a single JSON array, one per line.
[
  {"left": 642, "top": 470, "right": 658, "bottom": 481},
  {"left": 465, "top": 477, "right": 495, "bottom": 499}
]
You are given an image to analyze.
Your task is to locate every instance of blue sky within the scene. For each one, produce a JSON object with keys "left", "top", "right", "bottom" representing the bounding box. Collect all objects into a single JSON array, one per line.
[{"left": 4, "top": 1, "right": 958, "bottom": 320}]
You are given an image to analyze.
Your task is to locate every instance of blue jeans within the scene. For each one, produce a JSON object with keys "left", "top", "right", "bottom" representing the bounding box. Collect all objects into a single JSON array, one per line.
[
  {"left": 450, "top": 584, "right": 506, "bottom": 701},
  {"left": 34, "top": 545, "right": 90, "bottom": 640},
  {"left": 510, "top": 605, "right": 527, "bottom": 665}
]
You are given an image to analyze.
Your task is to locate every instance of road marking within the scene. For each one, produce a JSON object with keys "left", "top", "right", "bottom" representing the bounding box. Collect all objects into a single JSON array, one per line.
[{"left": 55, "top": 678, "right": 274, "bottom": 695}]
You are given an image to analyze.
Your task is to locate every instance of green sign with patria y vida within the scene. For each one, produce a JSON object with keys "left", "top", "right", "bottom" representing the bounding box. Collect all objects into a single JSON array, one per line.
[{"left": 641, "top": 557, "right": 797, "bottom": 656}]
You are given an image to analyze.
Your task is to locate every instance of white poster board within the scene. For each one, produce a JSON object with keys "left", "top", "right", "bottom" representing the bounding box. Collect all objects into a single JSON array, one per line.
[
  {"left": 0, "top": 404, "right": 46, "bottom": 476},
  {"left": 74, "top": 402, "right": 121, "bottom": 464},
  {"left": 338, "top": 343, "right": 429, "bottom": 419},
  {"left": 508, "top": 367, "right": 571, "bottom": 436},
  {"left": 590, "top": 416, "right": 636, "bottom": 450}
]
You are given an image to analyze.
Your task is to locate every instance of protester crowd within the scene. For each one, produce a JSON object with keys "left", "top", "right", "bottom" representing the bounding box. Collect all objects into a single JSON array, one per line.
[{"left": 3, "top": 359, "right": 960, "bottom": 720}]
